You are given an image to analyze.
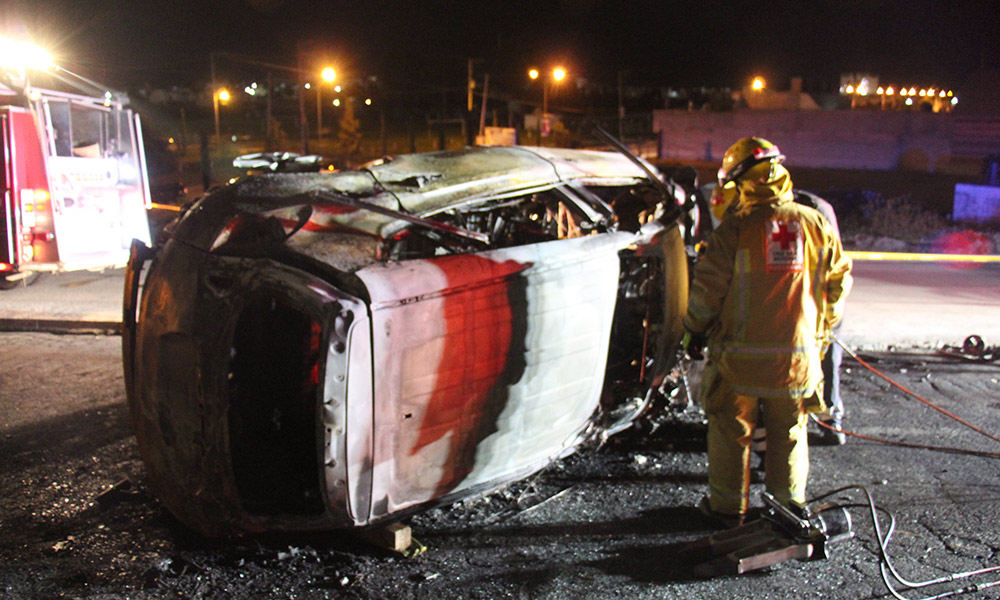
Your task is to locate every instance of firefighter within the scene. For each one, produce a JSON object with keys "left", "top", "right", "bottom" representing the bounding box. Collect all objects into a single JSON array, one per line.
[
  {"left": 794, "top": 191, "right": 847, "bottom": 445},
  {"left": 684, "top": 137, "right": 852, "bottom": 526}
]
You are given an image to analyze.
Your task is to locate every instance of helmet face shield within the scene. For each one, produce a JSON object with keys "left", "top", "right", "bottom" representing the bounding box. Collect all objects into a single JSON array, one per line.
[{"left": 710, "top": 182, "right": 739, "bottom": 222}]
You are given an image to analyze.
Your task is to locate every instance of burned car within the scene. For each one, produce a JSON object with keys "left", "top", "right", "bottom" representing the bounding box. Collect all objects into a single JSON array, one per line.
[{"left": 123, "top": 145, "right": 693, "bottom": 536}]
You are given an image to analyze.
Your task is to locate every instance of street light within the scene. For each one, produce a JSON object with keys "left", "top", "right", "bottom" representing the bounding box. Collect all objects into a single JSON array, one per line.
[
  {"left": 751, "top": 76, "right": 766, "bottom": 91},
  {"left": 528, "top": 66, "right": 568, "bottom": 142},
  {"left": 213, "top": 88, "right": 230, "bottom": 141}
]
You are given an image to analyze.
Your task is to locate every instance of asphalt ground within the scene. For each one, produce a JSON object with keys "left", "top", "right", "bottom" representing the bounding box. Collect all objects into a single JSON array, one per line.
[{"left": 0, "top": 332, "right": 998, "bottom": 599}]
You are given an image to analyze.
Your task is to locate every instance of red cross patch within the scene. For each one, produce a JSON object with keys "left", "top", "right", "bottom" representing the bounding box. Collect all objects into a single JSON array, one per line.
[{"left": 765, "top": 219, "right": 804, "bottom": 272}]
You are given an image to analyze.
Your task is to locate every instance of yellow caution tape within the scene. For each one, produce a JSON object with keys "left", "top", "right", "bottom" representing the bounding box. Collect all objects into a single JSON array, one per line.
[
  {"left": 846, "top": 250, "right": 1000, "bottom": 263},
  {"left": 149, "top": 203, "right": 183, "bottom": 212}
]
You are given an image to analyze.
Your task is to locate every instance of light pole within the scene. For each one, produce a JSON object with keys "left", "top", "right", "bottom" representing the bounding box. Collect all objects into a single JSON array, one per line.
[
  {"left": 213, "top": 88, "right": 230, "bottom": 141},
  {"left": 529, "top": 66, "right": 566, "bottom": 139},
  {"left": 317, "top": 66, "right": 335, "bottom": 139}
]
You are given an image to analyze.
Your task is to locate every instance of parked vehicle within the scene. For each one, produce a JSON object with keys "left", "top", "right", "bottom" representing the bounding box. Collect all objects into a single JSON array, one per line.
[
  {"left": 124, "top": 145, "right": 692, "bottom": 536},
  {"left": 0, "top": 82, "right": 152, "bottom": 288}
]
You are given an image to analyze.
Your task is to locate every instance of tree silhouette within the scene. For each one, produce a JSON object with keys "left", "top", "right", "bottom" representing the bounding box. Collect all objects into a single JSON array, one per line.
[{"left": 336, "top": 98, "right": 362, "bottom": 161}]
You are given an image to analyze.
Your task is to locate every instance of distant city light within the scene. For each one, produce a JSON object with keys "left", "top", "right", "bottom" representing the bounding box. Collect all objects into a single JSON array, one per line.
[
  {"left": 908, "top": 87, "right": 917, "bottom": 95},
  {"left": 939, "top": 90, "right": 946, "bottom": 97},
  {"left": 528, "top": 68, "right": 539, "bottom": 80},
  {"left": 334, "top": 85, "right": 342, "bottom": 92},
  {"left": 886, "top": 86, "right": 895, "bottom": 95},
  {"left": 364, "top": 98, "right": 372, "bottom": 105},
  {"left": 332, "top": 98, "right": 340, "bottom": 107},
  {"left": 304, "top": 82, "right": 311, "bottom": 90},
  {"left": 905, "top": 98, "right": 914, "bottom": 106},
  {"left": 877, "top": 86, "right": 884, "bottom": 95},
  {"left": 919, "top": 89, "right": 927, "bottom": 96},
  {"left": 846, "top": 84, "right": 855, "bottom": 94},
  {"left": 951, "top": 97, "right": 958, "bottom": 105},
  {"left": 751, "top": 76, "right": 765, "bottom": 91}
]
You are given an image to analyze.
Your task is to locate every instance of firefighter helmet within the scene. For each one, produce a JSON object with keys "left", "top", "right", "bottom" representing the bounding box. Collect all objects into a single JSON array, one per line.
[
  {"left": 711, "top": 137, "right": 786, "bottom": 221},
  {"left": 717, "top": 137, "right": 785, "bottom": 187}
]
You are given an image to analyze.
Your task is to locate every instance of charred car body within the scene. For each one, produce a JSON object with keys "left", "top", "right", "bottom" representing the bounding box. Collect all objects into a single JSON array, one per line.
[{"left": 123, "top": 145, "right": 693, "bottom": 536}]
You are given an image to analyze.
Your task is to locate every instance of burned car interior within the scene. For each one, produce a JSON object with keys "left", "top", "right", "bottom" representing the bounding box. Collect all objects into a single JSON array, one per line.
[{"left": 123, "top": 145, "right": 701, "bottom": 537}]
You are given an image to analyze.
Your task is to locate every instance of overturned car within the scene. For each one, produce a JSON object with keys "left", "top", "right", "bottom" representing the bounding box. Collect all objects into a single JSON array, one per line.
[{"left": 123, "top": 145, "right": 695, "bottom": 536}]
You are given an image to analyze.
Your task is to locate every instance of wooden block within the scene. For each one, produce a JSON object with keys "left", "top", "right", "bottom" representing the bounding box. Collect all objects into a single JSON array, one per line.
[{"left": 355, "top": 522, "right": 412, "bottom": 553}]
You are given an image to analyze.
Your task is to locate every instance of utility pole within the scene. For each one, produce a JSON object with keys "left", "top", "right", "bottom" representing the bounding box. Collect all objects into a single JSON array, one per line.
[
  {"left": 179, "top": 106, "right": 188, "bottom": 155},
  {"left": 265, "top": 70, "right": 273, "bottom": 149},
  {"left": 440, "top": 88, "right": 447, "bottom": 150},
  {"left": 210, "top": 52, "right": 219, "bottom": 141},
  {"left": 618, "top": 70, "right": 625, "bottom": 142},
  {"left": 317, "top": 84, "right": 323, "bottom": 140},
  {"left": 467, "top": 58, "right": 475, "bottom": 112},
  {"left": 297, "top": 42, "right": 309, "bottom": 155},
  {"left": 380, "top": 109, "right": 387, "bottom": 157},
  {"left": 466, "top": 58, "right": 481, "bottom": 146},
  {"left": 478, "top": 74, "right": 490, "bottom": 141}
]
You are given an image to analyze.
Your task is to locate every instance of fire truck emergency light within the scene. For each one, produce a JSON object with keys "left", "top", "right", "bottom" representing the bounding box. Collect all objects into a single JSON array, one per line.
[{"left": 0, "top": 36, "right": 53, "bottom": 71}]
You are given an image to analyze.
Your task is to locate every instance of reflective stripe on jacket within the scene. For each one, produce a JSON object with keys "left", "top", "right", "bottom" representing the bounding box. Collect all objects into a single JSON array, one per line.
[{"left": 684, "top": 186, "right": 852, "bottom": 398}]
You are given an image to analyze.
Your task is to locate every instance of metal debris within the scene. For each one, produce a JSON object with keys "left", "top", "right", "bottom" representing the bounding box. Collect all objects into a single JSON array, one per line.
[{"left": 940, "top": 335, "right": 1000, "bottom": 362}]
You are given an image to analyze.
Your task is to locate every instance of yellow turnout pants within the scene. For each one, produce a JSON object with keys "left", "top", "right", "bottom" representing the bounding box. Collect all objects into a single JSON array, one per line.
[{"left": 702, "top": 363, "right": 809, "bottom": 515}]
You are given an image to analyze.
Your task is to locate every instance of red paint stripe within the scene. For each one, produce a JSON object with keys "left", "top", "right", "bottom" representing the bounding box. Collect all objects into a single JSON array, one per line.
[
  {"left": 273, "top": 216, "right": 378, "bottom": 236},
  {"left": 410, "top": 255, "right": 526, "bottom": 493}
]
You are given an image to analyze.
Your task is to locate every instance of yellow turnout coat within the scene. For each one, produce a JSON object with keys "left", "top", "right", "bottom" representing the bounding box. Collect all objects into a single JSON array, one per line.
[{"left": 684, "top": 173, "right": 852, "bottom": 399}]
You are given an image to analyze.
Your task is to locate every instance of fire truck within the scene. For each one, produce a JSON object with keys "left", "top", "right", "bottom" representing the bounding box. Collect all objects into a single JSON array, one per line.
[{"left": 1, "top": 80, "right": 152, "bottom": 288}]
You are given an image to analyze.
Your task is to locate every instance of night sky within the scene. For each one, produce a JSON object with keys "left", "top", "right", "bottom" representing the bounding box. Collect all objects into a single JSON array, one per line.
[{"left": 6, "top": 0, "right": 998, "bottom": 94}]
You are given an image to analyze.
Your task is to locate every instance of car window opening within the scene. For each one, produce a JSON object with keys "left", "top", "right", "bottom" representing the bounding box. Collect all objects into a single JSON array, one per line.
[
  {"left": 386, "top": 187, "right": 599, "bottom": 261},
  {"left": 227, "top": 296, "right": 325, "bottom": 517}
]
